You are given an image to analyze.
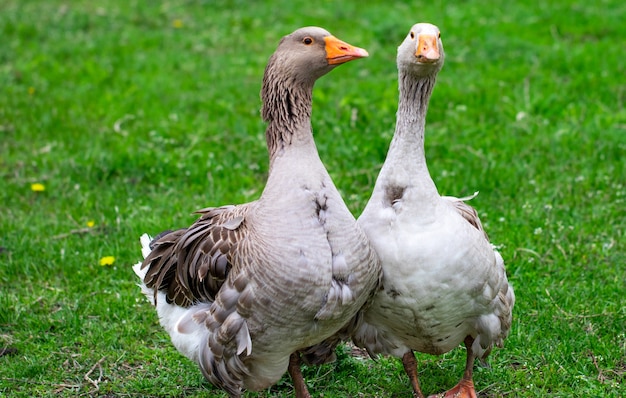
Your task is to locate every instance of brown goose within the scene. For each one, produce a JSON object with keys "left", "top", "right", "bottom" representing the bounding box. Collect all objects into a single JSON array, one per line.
[
  {"left": 352, "top": 23, "right": 515, "bottom": 398},
  {"left": 133, "top": 27, "right": 381, "bottom": 397}
]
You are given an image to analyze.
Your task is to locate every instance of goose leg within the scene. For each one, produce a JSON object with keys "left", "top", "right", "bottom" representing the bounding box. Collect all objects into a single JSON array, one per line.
[
  {"left": 288, "top": 352, "right": 311, "bottom": 398},
  {"left": 428, "top": 336, "right": 478, "bottom": 398},
  {"left": 402, "top": 350, "right": 425, "bottom": 398}
]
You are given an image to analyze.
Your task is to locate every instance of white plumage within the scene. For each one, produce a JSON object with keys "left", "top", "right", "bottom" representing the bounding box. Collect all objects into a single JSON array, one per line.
[{"left": 353, "top": 23, "right": 515, "bottom": 398}]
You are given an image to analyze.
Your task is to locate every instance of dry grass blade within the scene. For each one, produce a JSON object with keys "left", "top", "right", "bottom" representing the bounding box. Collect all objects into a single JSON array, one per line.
[{"left": 84, "top": 356, "right": 106, "bottom": 391}]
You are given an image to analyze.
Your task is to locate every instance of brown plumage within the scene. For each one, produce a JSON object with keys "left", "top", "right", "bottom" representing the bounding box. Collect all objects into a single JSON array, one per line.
[
  {"left": 134, "top": 27, "right": 381, "bottom": 398},
  {"left": 142, "top": 205, "right": 245, "bottom": 307}
]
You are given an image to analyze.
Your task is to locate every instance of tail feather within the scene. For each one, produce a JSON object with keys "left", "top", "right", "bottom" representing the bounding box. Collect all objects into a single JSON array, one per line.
[
  {"left": 133, "top": 233, "right": 154, "bottom": 304},
  {"left": 140, "top": 233, "right": 153, "bottom": 258}
]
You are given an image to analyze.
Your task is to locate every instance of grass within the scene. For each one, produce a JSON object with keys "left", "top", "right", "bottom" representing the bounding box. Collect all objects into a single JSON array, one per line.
[{"left": 1, "top": 0, "right": 624, "bottom": 396}]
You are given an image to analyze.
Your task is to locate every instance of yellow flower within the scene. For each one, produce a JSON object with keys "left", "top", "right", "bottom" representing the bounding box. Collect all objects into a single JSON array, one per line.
[
  {"left": 99, "top": 256, "right": 115, "bottom": 266},
  {"left": 86, "top": 220, "right": 95, "bottom": 228},
  {"left": 31, "top": 183, "right": 45, "bottom": 192},
  {"left": 28, "top": 87, "right": 35, "bottom": 95},
  {"left": 172, "top": 19, "right": 183, "bottom": 29}
]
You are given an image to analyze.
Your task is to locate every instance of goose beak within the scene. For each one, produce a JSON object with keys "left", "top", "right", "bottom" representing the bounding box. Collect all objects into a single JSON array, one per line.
[
  {"left": 415, "top": 34, "right": 440, "bottom": 63},
  {"left": 324, "top": 36, "right": 369, "bottom": 65}
]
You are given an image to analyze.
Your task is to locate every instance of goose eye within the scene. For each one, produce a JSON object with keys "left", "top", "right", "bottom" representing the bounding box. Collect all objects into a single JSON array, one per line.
[
  {"left": 410, "top": 31, "right": 415, "bottom": 39},
  {"left": 303, "top": 37, "right": 313, "bottom": 45}
]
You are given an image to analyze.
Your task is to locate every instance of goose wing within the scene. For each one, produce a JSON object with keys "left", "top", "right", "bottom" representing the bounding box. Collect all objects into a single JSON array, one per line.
[
  {"left": 443, "top": 192, "right": 489, "bottom": 241},
  {"left": 141, "top": 204, "right": 249, "bottom": 307}
]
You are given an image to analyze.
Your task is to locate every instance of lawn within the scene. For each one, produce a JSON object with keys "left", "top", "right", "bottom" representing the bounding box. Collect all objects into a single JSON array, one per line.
[{"left": 1, "top": 0, "right": 624, "bottom": 396}]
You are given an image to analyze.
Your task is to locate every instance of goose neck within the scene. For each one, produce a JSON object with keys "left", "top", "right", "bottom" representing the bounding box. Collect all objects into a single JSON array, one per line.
[
  {"left": 396, "top": 71, "right": 436, "bottom": 136},
  {"left": 371, "top": 70, "right": 440, "bottom": 200},
  {"left": 386, "top": 72, "right": 436, "bottom": 160},
  {"left": 261, "top": 72, "right": 316, "bottom": 159}
]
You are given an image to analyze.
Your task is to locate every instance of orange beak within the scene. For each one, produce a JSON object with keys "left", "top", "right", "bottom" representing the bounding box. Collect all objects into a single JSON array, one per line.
[
  {"left": 415, "top": 34, "right": 440, "bottom": 63},
  {"left": 324, "top": 35, "right": 369, "bottom": 65}
]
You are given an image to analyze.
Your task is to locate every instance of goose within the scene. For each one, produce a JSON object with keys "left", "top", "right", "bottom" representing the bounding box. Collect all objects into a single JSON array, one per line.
[
  {"left": 352, "top": 23, "right": 515, "bottom": 398},
  {"left": 133, "top": 27, "right": 381, "bottom": 398}
]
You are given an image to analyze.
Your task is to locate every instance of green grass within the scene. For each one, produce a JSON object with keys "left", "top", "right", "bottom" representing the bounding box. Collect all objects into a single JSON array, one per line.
[{"left": 1, "top": 0, "right": 624, "bottom": 396}]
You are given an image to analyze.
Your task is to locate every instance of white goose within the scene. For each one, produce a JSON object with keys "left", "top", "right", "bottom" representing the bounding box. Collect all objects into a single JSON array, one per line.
[
  {"left": 133, "top": 27, "right": 381, "bottom": 398},
  {"left": 353, "top": 23, "right": 515, "bottom": 398}
]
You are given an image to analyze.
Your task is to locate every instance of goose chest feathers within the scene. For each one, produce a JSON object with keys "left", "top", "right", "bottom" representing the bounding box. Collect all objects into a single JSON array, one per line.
[
  {"left": 352, "top": 23, "right": 515, "bottom": 398},
  {"left": 133, "top": 27, "right": 381, "bottom": 398}
]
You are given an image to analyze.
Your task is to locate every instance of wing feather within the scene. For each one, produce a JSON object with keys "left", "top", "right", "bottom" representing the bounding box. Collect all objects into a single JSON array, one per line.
[
  {"left": 140, "top": 204, "right": 250, "bottom": 307},
  {"left": 443, "top": 192, "right": 490, "bottom": 241}
]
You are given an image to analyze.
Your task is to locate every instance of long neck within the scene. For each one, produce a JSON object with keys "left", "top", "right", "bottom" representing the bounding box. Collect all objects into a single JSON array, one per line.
[
  {"left": 376, "top": 70, "right": 438, "bottom": 192},
  {"left": 392, "top": 71, "right": 435, "bottom": 161},
  {"left": 258, "top": 60, "right": 332, "bottom": 209},
  {"left": 261, "top": 69, "right": 315, "bottom": 166}
]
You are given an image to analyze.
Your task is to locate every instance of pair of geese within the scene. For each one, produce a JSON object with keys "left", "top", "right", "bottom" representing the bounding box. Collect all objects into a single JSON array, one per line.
[{"left": 133, "top": 23, "right": 515, "bottom": 398}]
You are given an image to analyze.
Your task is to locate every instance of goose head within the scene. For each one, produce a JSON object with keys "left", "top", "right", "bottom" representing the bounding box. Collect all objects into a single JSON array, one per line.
[
  {"left": 261, "top": 27, "right": 368, "bottom": 123},
  {"left": 265, "top": 26, "right": 369, "bottom": 85},
  {"left": 397, "top": 23, "right": 444, "bottom": 77}
]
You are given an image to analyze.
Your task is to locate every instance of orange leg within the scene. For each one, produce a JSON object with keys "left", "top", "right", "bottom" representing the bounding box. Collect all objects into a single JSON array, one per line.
[
  {"left": 402, "top": 350, "right": 426, "bottom": 398},
  {"left": 428, "top": 336, "right": 478, "bottom": 398},
  {"left": 288, "top": 352, "right": 312, "bottom": 398}
]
